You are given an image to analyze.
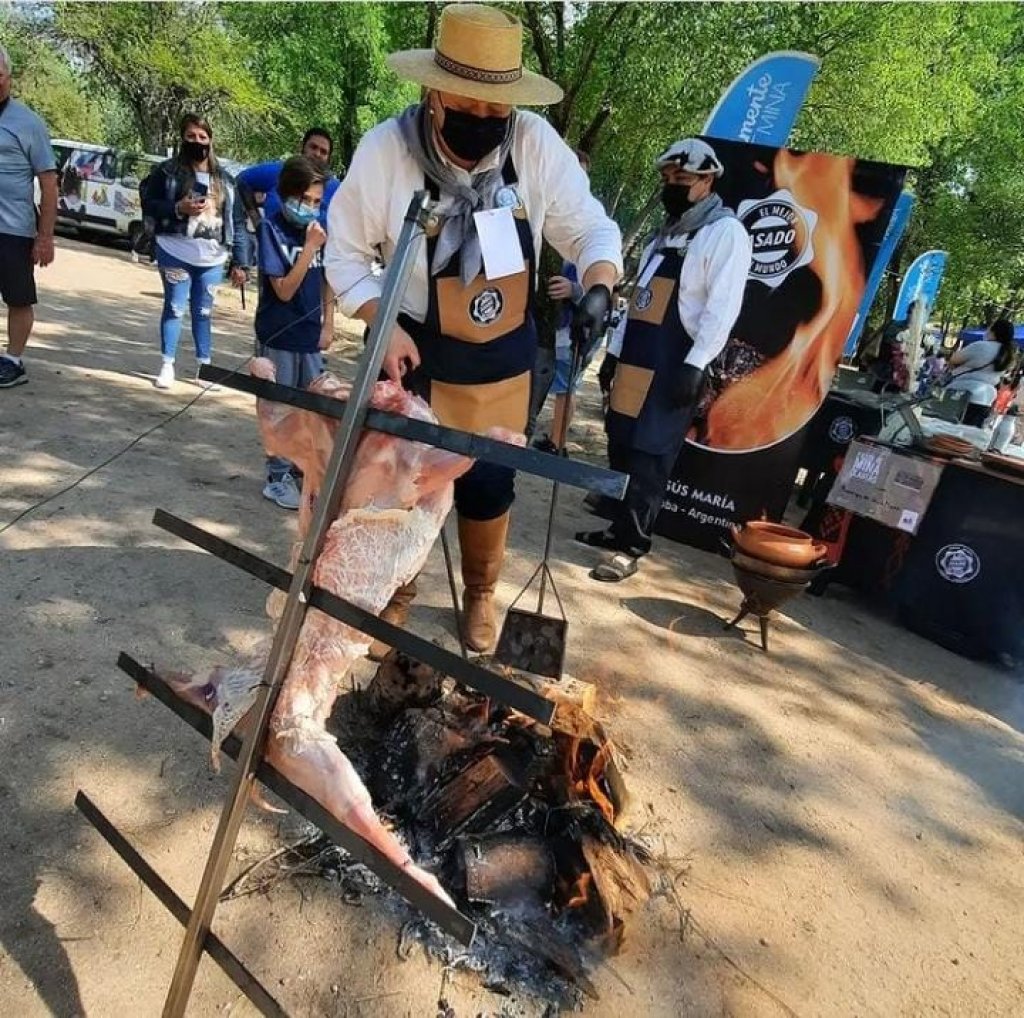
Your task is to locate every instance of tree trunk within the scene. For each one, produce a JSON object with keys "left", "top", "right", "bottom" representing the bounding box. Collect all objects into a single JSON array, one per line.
[
  {"left": 423, "top": 2, "right": 439, "bottom": 47},
  {"left": 621, "top": 185, "right": 661, "bottom": 268},
  {"left": 883, "top": 239, "right": 907, "bottom": 322},
  {"left": 578, "top": 102, "right": 612, "bottom": 154}
]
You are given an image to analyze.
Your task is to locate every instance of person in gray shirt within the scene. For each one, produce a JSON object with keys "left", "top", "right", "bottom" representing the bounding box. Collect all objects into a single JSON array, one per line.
[{"left": 0, "top": 45, "right": 57, "bottom": 388}]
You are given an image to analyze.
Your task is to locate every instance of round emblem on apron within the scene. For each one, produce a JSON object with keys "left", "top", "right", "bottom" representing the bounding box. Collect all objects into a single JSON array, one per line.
[
  {"left": 935, "top": 543, "right": 981, "bottom": 584},
  {"left": 633, "top": 287, "right": 653, "bottom": 311},
  {"left": 494, "top": 185, "right": 521, "bottom": 210},
  {"left": 470, "top": 287, "right": 504, "bottom": 326}
]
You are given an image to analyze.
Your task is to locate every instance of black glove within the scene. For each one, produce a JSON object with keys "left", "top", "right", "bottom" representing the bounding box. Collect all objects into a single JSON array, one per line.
[
  {"left": 571, "top": 284, "right": 612, "bottom": 356},
  {"left": 598, "top": 353, "right": 618, "bottom": 395},
  {"left": 671, "top": 363, "right": 706, "bottom": 409}
]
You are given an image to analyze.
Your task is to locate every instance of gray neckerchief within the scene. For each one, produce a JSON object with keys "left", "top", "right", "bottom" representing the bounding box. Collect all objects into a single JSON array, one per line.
[
  {"left": 651, "top": 192, "right": 734, "bottom": 251},
  {"left": 396, "top": 102, "right": 517, "bottom": 285}
]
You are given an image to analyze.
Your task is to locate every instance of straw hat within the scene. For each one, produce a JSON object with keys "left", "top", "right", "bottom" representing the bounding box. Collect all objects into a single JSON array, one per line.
[{"left": 386, "top": 4, "right": 564, "bottom": 106}]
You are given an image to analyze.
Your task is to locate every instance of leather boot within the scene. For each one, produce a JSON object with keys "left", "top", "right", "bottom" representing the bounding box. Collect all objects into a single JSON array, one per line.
[
  {"left": 368, "top": 576, "right": 418, "bottom": 662},
  {"left": 458, "top": 512, "right": 510, "bottom": 653}
]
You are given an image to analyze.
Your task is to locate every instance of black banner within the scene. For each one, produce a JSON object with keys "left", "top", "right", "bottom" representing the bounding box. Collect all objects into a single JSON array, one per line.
[{"left": 656, "top": 139, "right": 907, "bottom": 550}]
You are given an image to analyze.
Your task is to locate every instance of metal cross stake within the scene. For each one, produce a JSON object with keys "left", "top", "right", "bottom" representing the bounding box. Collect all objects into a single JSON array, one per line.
[
  {"left": 162, "top": 192, "right": 432, "bottom": 1016},
  {"left": 78, "top": 190, "right": 628, "bottom": 1013}
]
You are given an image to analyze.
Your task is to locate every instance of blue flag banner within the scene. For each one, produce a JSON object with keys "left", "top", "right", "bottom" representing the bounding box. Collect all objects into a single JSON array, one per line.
[
  {"left": 894, "top": 249, "right": 948, "bottom": 321},
  {"left": 703, "top": 51, "right": 821, "bottom": 146},
  {"left": 842, "top": 190, "right": 915, "bottom": 356}
]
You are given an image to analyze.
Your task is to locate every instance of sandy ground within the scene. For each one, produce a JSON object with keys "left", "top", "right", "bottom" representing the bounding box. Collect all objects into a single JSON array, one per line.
[{"left": 1, "top": 237, "right": 1023, "bottom": 1018}]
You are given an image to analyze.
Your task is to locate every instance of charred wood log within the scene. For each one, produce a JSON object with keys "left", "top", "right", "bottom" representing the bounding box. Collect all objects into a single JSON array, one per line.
[
  {"left": 417, "top": 752, "right": 527, "bottom": 849},
  {"left": 461, "top": 835, "right": 554, "bottom": 907},
  {"left": 372, "top": 707, "right": 473, "bottom": 808},
  {"left": 365, "top": 650, "right": 443, "bottom": 720}
]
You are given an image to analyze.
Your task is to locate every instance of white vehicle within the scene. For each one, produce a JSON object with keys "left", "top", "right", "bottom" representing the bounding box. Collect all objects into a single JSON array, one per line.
[{"left": 44, "top": 140, "right": 164, "bottom": 249}]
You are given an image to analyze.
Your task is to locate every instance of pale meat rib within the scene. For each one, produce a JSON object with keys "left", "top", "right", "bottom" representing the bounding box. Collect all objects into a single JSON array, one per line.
[{"left": 164, "top": 358, "right": 523, "bottom": 905}]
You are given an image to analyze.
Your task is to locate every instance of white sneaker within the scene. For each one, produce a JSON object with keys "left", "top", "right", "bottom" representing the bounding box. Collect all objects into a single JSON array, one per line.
[
  {"left": 155, "top": 361, "right": 175, "bottom": 390},
  {"left": 195, "top": 359, "right": 221, "bottom": 391},
  {"left": 262, "top": 473, "right": 300, "bottom": 510}
]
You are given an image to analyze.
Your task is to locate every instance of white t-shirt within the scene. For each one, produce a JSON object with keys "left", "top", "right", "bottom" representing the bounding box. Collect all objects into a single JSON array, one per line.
[
  {"left": 156, "top": 172, "right": 228, "bottom": 267},
  {"left": 945, "top": 339, "right": 1003, "bottom": 406},
  {"left": 948, "top": 340, "right": 1002, "bottom": 387}
]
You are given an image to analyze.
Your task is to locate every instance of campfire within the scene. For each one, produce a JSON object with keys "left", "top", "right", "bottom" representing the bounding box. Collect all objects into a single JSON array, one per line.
[{"left": 294, "top": 652, "right": 655, "bottom": 1002}]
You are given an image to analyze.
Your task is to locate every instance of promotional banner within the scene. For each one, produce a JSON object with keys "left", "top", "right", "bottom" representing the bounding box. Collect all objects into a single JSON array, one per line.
[
  {"left": 703, "top": 51, "right": 821, "bottom": 146},
  {"left": 893, "top": 248, "right": 948, "bottom": 320},
  {"left": 843, "top": 190, "right": 915, "bottom": 357},
  {"left": 654, "top": 138, "right": 907, "bottom": 551}
]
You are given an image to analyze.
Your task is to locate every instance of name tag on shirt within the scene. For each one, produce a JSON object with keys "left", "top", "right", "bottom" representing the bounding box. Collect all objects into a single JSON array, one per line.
[{"left": 473, "top": 207, "right": 524, "bottom": 280}]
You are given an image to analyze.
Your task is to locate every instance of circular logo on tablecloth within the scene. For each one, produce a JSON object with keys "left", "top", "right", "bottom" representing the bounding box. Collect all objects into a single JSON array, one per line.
[
  {"left": 633, "top": 287, "right": 653, "bottom": 311},
  {"left": 935, "top": 543, "right": 981, "bottom": 584},
  {"left": 828, "top": 415, "right": 856, "bottom": 444},
  {"left": 737, "top": 189, "right": 817, "bottom": 290},
  {"left": 470, "top": 287, "right": 504, "bottom": 326}
]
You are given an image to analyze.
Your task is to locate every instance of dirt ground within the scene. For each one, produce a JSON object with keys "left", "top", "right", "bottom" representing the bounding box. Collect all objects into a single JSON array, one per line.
[{"left": 2, "top": 237, "right": 1023, "bottom": 1018}]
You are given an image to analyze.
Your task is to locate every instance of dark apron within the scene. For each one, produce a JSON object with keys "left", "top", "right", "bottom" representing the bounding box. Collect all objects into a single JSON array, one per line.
[
  {"left": 400, "top": 156, "right": 538, "bottom": 438},
  {"left": 606, "top": 244, "right": 695, "bottom": 456}
]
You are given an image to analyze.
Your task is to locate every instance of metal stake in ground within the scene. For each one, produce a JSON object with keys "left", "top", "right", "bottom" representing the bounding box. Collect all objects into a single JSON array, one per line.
[{"left": 163, "top": 192, "right": 432, "bottom": 1017}]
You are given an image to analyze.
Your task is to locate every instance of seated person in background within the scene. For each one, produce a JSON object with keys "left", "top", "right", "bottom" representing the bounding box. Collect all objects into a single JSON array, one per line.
[
  {"left": 254, "top": 156, "right": 334, "bottom": 510},
  {"left": 944, "top": 319, "right": 1017, "bottom": 427}
]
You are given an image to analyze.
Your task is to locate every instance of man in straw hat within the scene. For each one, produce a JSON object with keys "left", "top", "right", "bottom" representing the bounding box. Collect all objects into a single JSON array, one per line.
[
  {"left": 576, "top": 138, "right": 751, "bottom": 582},
  {"left": 326, "top": 4, "right": 622, "bottom": 656}
]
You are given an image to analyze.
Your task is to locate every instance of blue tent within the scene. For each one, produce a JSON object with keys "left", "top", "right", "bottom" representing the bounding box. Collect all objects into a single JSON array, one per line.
[{"left": 959, "top": 325, "right": 1024, "bottom": 348}]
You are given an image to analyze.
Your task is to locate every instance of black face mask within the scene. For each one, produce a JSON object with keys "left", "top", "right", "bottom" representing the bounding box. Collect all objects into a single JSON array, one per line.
[
  {"left": 439, "top": 106, "right": 509, "bottom": 163},
  {"left": 181, "top": 139, "right": 210, "bottom": 163},
  {"left": 661, "top": 183, "right": 699, "bottom": 218}
]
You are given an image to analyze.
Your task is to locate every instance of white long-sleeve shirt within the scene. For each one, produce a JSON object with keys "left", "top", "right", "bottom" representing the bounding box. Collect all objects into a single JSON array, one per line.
[
  {"left": 324, "top": 110, "right": 623, "bottom": 321},
  {"left": 609, "top": 218, "right": 752, "bottom": 370}
]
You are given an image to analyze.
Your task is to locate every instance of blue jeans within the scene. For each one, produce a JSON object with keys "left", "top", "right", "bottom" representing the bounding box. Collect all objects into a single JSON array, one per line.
[{"left": 156, "top": 248, "right": 223, "bottom": 361}]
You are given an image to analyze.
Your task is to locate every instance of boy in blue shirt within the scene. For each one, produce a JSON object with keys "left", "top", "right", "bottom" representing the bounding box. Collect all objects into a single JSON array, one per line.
[{"left": 255, "top": 155, "right": 334, "bottom": 509}]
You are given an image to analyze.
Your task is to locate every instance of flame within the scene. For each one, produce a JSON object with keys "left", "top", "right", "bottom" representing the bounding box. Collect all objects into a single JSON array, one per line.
[
  {"left": 562, "top": 737, "right": 617, "bottom": 825},
  {"left": 565, "top": 872, "right": 593, "bottom": 910},
  {"left": 704, "top": 151, "right": 885, "bottom": 450}
]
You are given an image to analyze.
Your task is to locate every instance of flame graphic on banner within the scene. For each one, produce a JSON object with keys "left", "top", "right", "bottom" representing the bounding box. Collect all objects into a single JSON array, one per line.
[{"left": 703, "top": 151, "right": 885, "bottom": 450}]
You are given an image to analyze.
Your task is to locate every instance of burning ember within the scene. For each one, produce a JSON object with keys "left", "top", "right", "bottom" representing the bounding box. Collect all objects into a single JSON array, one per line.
[{"left": 313, "top": 652, "right": 655, "bottom": 1003}]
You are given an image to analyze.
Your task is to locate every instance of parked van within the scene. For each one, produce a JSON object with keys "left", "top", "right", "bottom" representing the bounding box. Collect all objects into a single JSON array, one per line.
[{"left": 47, "top": 140, "right": 164, "bottom": 249}]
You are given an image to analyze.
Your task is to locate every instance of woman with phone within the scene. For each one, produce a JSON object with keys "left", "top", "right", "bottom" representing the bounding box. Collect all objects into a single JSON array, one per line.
[{"left": 140, "top": 113, "right": 246, "bottom": 390}]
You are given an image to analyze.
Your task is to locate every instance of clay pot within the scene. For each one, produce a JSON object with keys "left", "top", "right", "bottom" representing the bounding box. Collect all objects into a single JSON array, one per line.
[
  {"left": 731, "top": 548, "right": 828, "bottom": 584},
  {"left": 742, "top": 520, "right": 814, "bottom": 543},
  {"left": 731, "top": 523, "right": 828, "bottom": 568}
]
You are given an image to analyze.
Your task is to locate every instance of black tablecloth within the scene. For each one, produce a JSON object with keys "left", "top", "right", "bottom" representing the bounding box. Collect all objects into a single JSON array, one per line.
[
  {"left": 805, "top": 456, "right": 1024, "bottom": 662},
  {"left": 892, "top": 463, "right": 1024, "bottom": 661}
]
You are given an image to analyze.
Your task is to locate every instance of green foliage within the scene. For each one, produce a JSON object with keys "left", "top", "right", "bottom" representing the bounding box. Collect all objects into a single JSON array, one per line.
[
  {"left": 221, "top": 2, "right": 418, "bottom": 169},
  {"left": 50, "top": 1, "right": 275, "bottom": 153},
  {"left": 1, "top": 7, "right": 104, "bottom": 140}
]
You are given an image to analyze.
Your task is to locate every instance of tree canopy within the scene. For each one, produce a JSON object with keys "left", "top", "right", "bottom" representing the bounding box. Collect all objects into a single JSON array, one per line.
[{"left": 4, "top": 0, "right": 1023, "bottom": 328}]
